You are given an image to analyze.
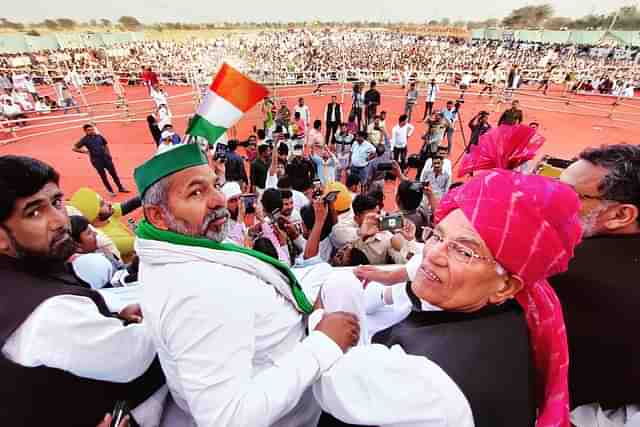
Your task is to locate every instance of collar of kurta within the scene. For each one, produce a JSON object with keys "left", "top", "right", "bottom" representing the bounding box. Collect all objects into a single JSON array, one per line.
[{"left": 135, "top": 219, "right": 314, "bottom": 314}]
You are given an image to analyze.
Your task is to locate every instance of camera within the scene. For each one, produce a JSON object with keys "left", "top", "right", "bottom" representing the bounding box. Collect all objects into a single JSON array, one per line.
[
  {"left": 323, "top": 190, "right": 340, "bottom": 204},
  {"left": 409, "top": 181, "right": 429, "bottom": 193},
  {"left": 379, "top": 213, "right": 404, "bottom": 232}
]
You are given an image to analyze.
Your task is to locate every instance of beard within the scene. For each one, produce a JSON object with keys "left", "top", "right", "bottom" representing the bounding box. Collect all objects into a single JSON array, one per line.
[
  {"left": 4, "top": 226, "right": 76, "bottom": 266},
  {"left": 164, "top": 207, "right": 231, "bottom": 242},
  {"left": 580, "top": 203, "right": 609, "bottom": 238}
]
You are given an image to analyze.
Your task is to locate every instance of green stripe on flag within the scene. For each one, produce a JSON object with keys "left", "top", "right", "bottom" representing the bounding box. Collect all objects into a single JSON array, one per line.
[{"left": 186, "top": 114, "right": 227, "bottom": 145}]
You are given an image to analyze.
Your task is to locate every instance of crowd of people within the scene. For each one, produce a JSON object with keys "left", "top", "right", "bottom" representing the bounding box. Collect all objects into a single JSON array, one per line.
[{"left": 0, "top": 29, "right": 639, "bottom": 427}]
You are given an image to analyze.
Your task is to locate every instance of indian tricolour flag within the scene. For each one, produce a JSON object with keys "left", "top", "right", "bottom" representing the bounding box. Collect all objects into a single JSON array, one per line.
[{"left": 187, "top": 63, "right": 268, "bottom": 144}]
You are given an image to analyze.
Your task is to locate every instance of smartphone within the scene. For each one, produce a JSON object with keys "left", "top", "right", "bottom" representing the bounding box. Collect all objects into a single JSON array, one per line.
[
  {"left": 110, "top": 400, "right": 128, "bottom": 427},
  {"left": 379, "top": 213, "right": 404, "bottom": 232},
  {"left": 240, "top": 193, "right": 257, "bottom": 214},
  {"left": 323, "top": 190, "right": 340, "bottom": 204},
  {"left": 376, "top": 161, "right": 393, "bottom": 172}
]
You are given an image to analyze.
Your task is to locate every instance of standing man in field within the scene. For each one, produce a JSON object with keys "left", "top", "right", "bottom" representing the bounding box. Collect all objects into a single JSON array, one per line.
[{"left": 73, "top": 124, "right": 129, "bottom": 197}]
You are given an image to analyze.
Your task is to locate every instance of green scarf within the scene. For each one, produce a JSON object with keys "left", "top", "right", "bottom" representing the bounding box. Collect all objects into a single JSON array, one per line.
[{"left": 136, "top": 219, "right": 313, "bottom": 314}]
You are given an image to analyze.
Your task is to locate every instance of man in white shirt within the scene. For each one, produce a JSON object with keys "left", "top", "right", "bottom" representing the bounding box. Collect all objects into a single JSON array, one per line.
[
  {"left": 133, "top": 144, "right": 360, "bottom": 427},
  {"left": 294, "top": 97, "right": 311, "bottom": 130},
  {"left": 420, "top": 156, "right": 451, "bottom": 199},
  {"left": 421, "top": 145, "right": 453, "bottom": 178},
  {"left": 349, "top": 131, "right": 376, "bottom": 184},
  {"left": 422, "top": 78, "right": 439, "bottom": 121},
  {"left": 0, "top": 155, "right": 165, "bottom": 426},
  {"left": 390, "top": 114, "right": 415, "bottom": 172}
]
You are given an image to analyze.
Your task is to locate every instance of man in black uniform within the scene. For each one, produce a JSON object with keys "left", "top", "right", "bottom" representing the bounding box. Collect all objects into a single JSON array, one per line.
[
  {"left": 364, "top": 81, "right": 381, "bottom": 128},
  {"left": 73, "top": 124, "right": 129, "bottom": 197}
]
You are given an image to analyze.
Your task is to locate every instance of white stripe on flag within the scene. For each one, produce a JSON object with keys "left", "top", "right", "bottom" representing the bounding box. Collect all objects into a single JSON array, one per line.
[{"left": 196, "top": 90, "right": 244, "bottom": 129}]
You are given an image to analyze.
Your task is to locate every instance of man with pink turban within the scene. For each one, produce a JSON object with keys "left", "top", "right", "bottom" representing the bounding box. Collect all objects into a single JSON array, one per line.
[{"left": 313, "top": 169, "right": 582, "bottom": 427}]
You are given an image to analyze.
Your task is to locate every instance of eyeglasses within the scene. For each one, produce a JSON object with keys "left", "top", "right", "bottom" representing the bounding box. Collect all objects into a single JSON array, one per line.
[{"left": 422, "top": 226, "right": 496, "bottom": 266}]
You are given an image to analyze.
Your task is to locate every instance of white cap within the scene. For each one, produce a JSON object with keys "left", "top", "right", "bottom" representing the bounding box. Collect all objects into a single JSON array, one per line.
[
  {"left": 161, "top": 130, "right": 175, "bottom": 140},
  {"left": 221, "top": 182, "right": 242, "bottom": 200}
]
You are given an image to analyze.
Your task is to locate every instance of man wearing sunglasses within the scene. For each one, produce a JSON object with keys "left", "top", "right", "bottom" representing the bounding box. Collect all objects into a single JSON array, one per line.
[{"left": 552, "top": 144, "right": 640, "bottom": 425}]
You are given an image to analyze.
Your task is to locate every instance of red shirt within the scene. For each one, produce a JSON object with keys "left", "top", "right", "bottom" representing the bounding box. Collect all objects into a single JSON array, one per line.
[{"left": 142, "top": 70, "right": 159, "bottom": 86}]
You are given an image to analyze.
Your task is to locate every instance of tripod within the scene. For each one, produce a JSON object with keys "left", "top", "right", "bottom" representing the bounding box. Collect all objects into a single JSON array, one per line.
[{"left": 451, "top": 90, "right": 470, "bottom": 171}]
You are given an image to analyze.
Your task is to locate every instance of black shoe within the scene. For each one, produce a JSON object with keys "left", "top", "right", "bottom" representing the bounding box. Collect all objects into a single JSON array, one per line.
[{"left": 119, "top": 189, "right": 131, "bottom": 194}]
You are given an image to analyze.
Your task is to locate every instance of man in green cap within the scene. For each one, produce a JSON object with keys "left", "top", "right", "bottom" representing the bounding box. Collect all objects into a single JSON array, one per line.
[{"left": 133, "top": 143, "right": 360, "bottom": 426}]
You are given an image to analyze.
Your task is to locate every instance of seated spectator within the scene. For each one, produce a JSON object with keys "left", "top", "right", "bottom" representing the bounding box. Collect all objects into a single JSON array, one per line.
[
  {"left": 34, "top": 97, "right": 51, "bottom": 115},
  {"left": 2, "top": 98, "right": 28, "bottom": 126}
]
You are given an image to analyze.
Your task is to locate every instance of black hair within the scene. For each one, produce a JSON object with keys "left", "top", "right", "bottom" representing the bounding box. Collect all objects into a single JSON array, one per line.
[
  {"left": 257, "top": 129, "right": 266, "bottom": 140},
  {"left": 261, "top": 188, "right": 283, "bottom": 215},
  {"left": 0, "top": 156, "right": 60, "bottom": 223},
  {"left": 368, "top": 188, "right": 384, "bottom": 207},
  {"left": 357, "top": 130, "right": 368, "bottom": 138},
  {"left": 346, "top": 173, "right": 361, "bottom": 189},
  {"left": 397, "top": 180, "right": 423, "bottom": 211},
  {"left": 258, "top": 144, "right": 270, "bottom": 155},
  {"left": 227, "top": 139, "right": 238, "bottom": 151},
  {"left": 449, "top": 181, "right": 465, "bottom": 191},
  {"left": 253, "top": 237, "right": 279, "bottom": 260},
  {"left": 399, "top": 114, "right": 408, "bottom": 122},
  {"left": 277, "top": 175, "right": 292, "bottom": 189},
  {"left": 314, "top": 119, "right": 322, "bottom": 130},
  {"left": 70, "top": 215, "right": 90, "bottom": 242},
  {"left": 300, "top": 203, "right": 333, "bottom": 240},
  {"left": 277, "top": 143, "right": 289, "bottom": 156},
  {"left": 279, "top": 189, "right": 293, "bottom": 200},
  {"left": 348, "top": 248, "right": 370, "bottom": 266},
  {"left": 352, "top": 194, "right": 378, "bottom": 216},
  {"left": 83, "top": 124, "right": 93, "bottom": 131},
  {"left": 580, "top": 144, "right": 640, "bottom": 223},
  {"left": 146, "top": 115, "right": 156, "bottom": 124},
  {"left": 294, "top": 111, "right": 301, "bottom": 118}
]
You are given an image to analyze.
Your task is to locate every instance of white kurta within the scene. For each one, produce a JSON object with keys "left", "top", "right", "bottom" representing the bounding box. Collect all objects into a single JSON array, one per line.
[{"left": 137, "top": 239, "right": 343, "bottom": 427}]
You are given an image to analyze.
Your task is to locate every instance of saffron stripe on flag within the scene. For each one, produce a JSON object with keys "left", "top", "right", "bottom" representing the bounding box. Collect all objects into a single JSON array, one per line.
[
  {"left": 210, "top": 64, "right": 269, "bottom": 113},
  {"left": 187, "top": 114, "right": 227, "bottom": 144}
]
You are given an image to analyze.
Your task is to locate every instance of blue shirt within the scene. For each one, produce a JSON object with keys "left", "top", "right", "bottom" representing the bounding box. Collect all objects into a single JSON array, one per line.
[
  {"left": 351, "top": 141, "right": 376, "bottom": 168},
  {"left": 311, "top": 155, "right": 337, "bottom": 185},
  {"left": 441, "top": 108, "right": 458, "bottom": 126}
]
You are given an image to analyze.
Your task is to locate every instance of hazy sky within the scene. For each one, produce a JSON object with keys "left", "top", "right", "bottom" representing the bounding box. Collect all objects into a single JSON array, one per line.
[{"left": 5, "top": 0, "right": 629, "bottom": 23}]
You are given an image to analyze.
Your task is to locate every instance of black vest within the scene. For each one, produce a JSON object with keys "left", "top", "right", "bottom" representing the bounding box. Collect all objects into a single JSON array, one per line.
[
  {"left": 326, "top": 103, "right": 342, "bottom": 124},
  {"left": 0, "top": 255, "right": 165, "bottom": 427},
  {"left": 319, "top": 286, "right": 535, "bottom": 427},
  {"left": 550, "top": 234, "right": 640, "bottom": 409}
]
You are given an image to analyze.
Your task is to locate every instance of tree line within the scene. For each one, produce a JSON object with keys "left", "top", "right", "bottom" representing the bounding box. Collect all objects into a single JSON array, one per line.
[{"left": 1, "top": 5, "right": 639, "bottom": 35}]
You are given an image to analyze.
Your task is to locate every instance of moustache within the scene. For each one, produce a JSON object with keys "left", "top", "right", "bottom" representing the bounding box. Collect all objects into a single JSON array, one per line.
[{"left": 201, "top": 208, "right": 230, "bottom": 233}]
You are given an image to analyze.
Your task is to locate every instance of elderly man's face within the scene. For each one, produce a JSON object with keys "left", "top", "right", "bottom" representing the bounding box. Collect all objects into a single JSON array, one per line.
[
  {"left": 0, "top": 182, "right": 74, "bottom": 262},
  {"left": 151, "top": 165, "right": 229, "bottom": 242},
  {"left": 560, "top": 159, "right": 610, "bottom": 237},
  {"left": 411, "top": 209, "right": 515, "bottom": 312}
]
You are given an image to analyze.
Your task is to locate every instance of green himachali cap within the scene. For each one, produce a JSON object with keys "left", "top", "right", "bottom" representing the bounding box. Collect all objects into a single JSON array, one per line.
[{"left": 134, "top": 143, "right": 208, "bottom": 197}]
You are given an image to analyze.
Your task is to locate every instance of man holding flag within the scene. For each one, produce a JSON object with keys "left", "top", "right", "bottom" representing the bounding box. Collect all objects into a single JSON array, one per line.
[{"left": 136, "top": 65, "right": 362, "bottom": 427}]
